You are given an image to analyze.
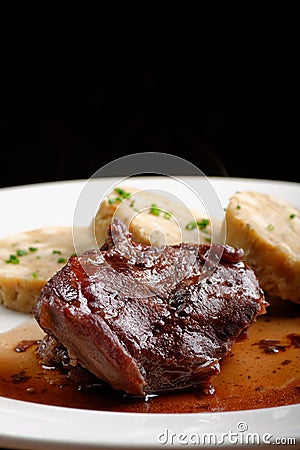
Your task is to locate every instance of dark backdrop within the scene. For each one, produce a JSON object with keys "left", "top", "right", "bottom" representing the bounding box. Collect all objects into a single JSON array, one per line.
[{"left": 0, "top": 4, "right": 297, "bottom": 188}]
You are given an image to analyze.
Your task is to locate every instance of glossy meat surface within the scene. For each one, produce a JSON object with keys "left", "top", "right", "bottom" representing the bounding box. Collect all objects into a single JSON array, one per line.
[{"left": 33, "top": 219, "right": 267, "bottom": 396}]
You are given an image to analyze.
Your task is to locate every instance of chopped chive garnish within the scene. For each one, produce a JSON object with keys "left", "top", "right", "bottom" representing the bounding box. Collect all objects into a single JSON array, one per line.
[
  {"left": 108, "top": 196, "right": 123, "bottom": 204},
  {"left": 148, "top": 204, "right": 172, "bottom": 219},
  {"left": 197, "top": 219, "right": 210, "bottom": 230},
  {"left": 185, "top": 222, "right": 197, "bottom": 230},
  {"left": 29, "top": 247, "right": 38, "bottom": 252},
  {"left": 16, "top": 249, "right": 28, "bottom": 256},
  {"left": 289, "top": 214, "right": 296, "bottom": 219},
  {"left": 163, "top": 212, "right": 172, "bottom": 220},
  {"left": 236, "top": 204, "right": 241, "bottom": 210},
  {"left": 32, "top": 272, "right": 38, "bottom": 279},
  {"left": 150, "top": 203, "right": 161, "bottom": 216},
  {"left": 57, "top": 257, "right": 67, "bottom": 263},
  {"left": 267, "top": 224, "right": 274, "bottom": 231},
  {"left": 186, "top": 219, "right": 210, "bottom": 231},
  {"left": 114, "top": 187, "right": 125, "bottom": 195},
  {"left": 114, "top": 188, "right": 131, "bottom": 199},
  {"left": 52, "top": 250, "right": 62, "bottom": 255},
  {"left": 5, "top": 254, "right": 20, "bottom": 264}
]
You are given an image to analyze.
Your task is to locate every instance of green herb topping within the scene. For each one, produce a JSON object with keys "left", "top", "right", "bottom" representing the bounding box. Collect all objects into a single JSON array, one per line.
[
  {"left": 57, "top": 257, "right": 67, "bottom": 264},
  {"left": 185, "top": 222, "right": 197, "bottom": 230},
  {"left": 114, "top": 188, "right": 131, "bottom": 199},
  {"left": 5, "top": 254, "right": 20, "bottom": 264},
  {"left": 108, "top": 188, "right": 131, "bottom": 205},
  {"left": 150, "top": 203, "right": 161, "bottom": 216},
  {"left": 163, "top": 212, "right": 172, "bottom": 220},
  {"left": 4, "top": 245, "right": 40, "bottom": 264},
  {"left": 149, "top": 203, "right": 172, "bottom": 219},
  {"left": 16, "top": 249, "right": 28, "bottom": 256},
  {"left": 108, "top": 197, "right": 121, "bottom": 205},
  {"left": 186, "top": 219, "right": 210, "bottom": 231}
]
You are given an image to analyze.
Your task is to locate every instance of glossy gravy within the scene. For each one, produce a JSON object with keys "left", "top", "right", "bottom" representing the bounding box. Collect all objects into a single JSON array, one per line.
[{"left": 0, "top": 296, "right": 299, "bottom": 413}]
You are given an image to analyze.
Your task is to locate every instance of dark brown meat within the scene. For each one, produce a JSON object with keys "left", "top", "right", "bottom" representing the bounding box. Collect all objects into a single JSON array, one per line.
[{"left": 33, "top": 219, "right": 267, "bottom": 396}]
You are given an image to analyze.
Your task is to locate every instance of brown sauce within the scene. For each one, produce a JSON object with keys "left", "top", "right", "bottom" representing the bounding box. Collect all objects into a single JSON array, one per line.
[{"left": 0, "top": 296, "right": 300, "bottom": 414}]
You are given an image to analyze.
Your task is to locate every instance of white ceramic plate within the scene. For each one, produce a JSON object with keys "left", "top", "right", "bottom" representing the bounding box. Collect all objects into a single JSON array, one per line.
[{"left": 0, "top": 176, "right": 299, "bottom": 450}]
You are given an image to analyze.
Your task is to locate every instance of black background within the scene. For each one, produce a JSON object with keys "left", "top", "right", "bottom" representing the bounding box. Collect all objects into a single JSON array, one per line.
[{"left": 0, "top": 4, "right": 298, "bottom": 188}]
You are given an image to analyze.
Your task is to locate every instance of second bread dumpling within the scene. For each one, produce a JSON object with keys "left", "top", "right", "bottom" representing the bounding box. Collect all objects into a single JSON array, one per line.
[{"left": 225, "top": 190, "right": 300, "bottom": 303}]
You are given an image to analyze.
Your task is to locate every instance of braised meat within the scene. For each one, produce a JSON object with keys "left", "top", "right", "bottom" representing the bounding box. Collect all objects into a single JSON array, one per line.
[{"left": 33, "top": 219, "right": 267, "bottom": 396}]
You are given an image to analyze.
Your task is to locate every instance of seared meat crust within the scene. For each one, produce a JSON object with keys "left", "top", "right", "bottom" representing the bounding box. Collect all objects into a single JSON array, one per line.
[{"left": 34, "top": 219, "right": 267, "bottom": 396}]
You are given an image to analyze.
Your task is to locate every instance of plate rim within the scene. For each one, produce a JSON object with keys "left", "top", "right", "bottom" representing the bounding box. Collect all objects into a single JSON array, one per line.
[{"left": 0, "top": 174, "right": 300, "bottom": 190}]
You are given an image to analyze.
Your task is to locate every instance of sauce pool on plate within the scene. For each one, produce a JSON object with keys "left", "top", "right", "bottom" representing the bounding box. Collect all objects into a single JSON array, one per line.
[{"left": 0, "top": 296, "right": 299, "bottom": 413}]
